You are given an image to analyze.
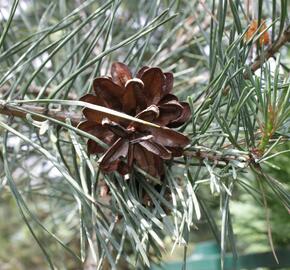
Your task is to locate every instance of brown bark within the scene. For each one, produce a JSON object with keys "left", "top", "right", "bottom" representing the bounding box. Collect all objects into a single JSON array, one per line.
[
  {"left": 0, "top": 103, "right": 82, "bottom": 126},
  {"left": 245, "top": 25, "right": 290, "bottom": 77}
]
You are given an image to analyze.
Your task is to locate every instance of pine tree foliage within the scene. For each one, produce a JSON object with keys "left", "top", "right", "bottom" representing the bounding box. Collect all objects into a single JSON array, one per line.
[{"left": 0, "top": 0, "right": 289, "bottom": 269}]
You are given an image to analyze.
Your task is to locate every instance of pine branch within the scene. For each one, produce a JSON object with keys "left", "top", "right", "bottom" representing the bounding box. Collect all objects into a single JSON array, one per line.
[
  {"left": 184, "top": 149, "right": 250, "bottom": 167},
  {"left": 1, "top": 26, "right": 289, "bottom": 170},
  {"left": 0, "top": 100, "right": 254, "bottom": 168},
  {"left": 249, "top": 25, "right": 290, "bottom": 75},
  {"left": 0, "top": 102, "right": 82, "bottom": 126}
]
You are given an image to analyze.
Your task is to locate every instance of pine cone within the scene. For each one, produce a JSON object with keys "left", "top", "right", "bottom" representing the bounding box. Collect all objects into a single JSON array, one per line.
[{"left": 78, "top": 62, "right": 190, "bottom": 177}]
